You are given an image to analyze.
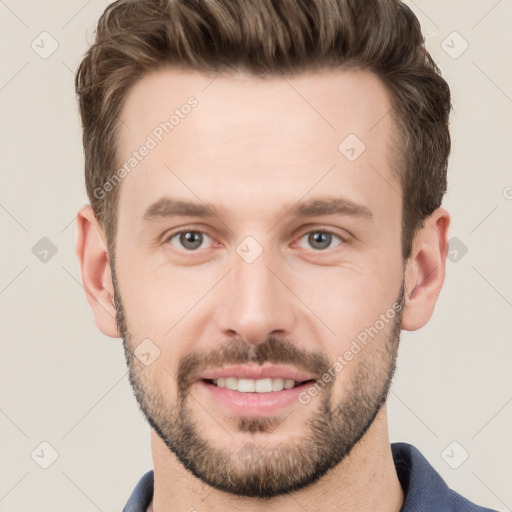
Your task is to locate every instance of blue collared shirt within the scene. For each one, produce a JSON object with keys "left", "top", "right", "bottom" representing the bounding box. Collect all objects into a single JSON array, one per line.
[{"left": 123, "top": 442, "right": 498, "bottom": 511}]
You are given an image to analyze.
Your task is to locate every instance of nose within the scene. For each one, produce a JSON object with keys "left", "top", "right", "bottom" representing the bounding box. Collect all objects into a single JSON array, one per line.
[{"left": 214, "top": 245, "right": 297, "bottom": 345}]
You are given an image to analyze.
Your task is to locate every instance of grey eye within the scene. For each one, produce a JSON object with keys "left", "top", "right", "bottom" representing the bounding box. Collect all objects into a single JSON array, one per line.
[
  {"left": 299, "top": 231, "right": 343, "bottom": 251},
  {"left": 169, "top": 231, "right": 212, "bottom": 251}
]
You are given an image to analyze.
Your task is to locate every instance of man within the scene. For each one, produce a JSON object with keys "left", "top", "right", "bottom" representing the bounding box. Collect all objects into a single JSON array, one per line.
[{"left": 74, "top": 0, "right": 497, "bottom": 510}]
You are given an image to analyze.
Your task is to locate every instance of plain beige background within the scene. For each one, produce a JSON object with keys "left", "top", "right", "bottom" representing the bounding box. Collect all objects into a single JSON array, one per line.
[{"left": 1, "top": 1, "right": 511, "bottom": 510}]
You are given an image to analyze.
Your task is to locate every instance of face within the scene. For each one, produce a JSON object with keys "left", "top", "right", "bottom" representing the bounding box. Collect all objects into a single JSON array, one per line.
[{"left": 112, "top": 67, "right": 406, "bottom": 498}]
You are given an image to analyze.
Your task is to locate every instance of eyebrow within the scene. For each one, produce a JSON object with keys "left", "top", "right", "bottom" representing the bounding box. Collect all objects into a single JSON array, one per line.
[{"left": 142, "top": 196, "right": 373, "bottom": 222}]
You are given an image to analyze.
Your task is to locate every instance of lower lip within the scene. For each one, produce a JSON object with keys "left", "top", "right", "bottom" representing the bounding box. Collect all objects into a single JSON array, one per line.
[{"left": 196, "top": 379, "right": 314, "bottom": 416}]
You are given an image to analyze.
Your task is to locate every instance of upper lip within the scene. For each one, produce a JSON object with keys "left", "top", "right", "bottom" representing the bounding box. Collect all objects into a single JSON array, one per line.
[{"left": 197, "top": 365, "right": 316, "bottom": 383}]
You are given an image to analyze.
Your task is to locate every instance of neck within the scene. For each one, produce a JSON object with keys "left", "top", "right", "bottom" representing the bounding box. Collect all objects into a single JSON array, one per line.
[{"left": 149, "top": 405, "right": 403, "bottom": 512}]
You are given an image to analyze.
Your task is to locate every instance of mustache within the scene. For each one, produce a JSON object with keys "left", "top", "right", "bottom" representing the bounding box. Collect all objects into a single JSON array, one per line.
[{"left": 177, "top": 337, "right": 331, "bottom": 398}]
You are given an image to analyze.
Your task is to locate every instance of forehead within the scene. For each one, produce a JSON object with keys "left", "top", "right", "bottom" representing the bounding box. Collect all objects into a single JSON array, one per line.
[{"left": 114, "top": 66, "right": 400, "bottom": 231}]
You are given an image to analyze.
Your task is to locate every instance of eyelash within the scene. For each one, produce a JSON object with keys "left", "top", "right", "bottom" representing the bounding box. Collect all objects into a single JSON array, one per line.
[{"left": 163, "top": 226, "right": 347, "bottom": 253}]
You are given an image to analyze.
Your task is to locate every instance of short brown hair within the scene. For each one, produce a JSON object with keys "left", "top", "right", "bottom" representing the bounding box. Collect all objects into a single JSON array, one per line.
[{"left": 75, "top": 0, "right": 451, "bottom": 261}]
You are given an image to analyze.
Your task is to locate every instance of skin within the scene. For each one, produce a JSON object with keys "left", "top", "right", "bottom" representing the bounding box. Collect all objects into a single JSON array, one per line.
[{"left": 76, "top": 67, "right": 450, "bottom": 512}]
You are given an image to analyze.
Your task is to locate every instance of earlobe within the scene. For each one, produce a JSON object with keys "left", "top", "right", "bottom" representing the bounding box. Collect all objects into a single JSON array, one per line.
[
  {"left": 75, "top": 204, "right": 120, "bottom": 338},
  {"left": 401, "top": 207, "right": 450, "bottom": 331}
]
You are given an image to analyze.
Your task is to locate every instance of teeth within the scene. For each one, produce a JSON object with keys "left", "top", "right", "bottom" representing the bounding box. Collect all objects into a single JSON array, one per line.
[
  {"left": 237, "top": 378, "right": 255, "bottom": 392},
  {"left": 212, "top": 377, "right": 299, "bottom": 393},
  {"left": 283, "top": 379, "right": 295, "bottom": 389},
  {"left": 225, "top": 377, "right": 237, "bottom": 390},
  {"left": 271, "top": 378, "right": 284, "bottom": 391},
  {"left": 256, "top": 378, "right": 272, "bottom": 393}
]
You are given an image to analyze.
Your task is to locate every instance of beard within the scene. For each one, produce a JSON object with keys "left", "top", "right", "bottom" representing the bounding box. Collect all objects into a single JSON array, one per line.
[{"left": 112, "top": 262, "right": 405, "bottom": 499}]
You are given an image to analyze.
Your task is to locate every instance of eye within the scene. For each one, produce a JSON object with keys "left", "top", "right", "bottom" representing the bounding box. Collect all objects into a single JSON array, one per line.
[
  {"left": 166, "top": 230, "right": 213, "bottom": 251},
  {"left": 297, "top": 230, "right": 344, "bottom": 251},
  {"left": 164, "top": 228, "right": 345, "bottom": 253}
]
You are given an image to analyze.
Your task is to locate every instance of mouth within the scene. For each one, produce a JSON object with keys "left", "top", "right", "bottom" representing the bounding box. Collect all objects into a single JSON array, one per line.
[
  {"left": 202, "top": 377, "right": 316, "bottom": 393},
  {"left": 196, "top": 377, "right": 318, "bottom": 416}
]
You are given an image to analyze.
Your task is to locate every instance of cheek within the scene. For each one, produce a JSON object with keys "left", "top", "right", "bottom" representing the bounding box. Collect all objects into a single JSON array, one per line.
[
  {"left": 322, "top": 308, "right": 400, "bottom": 407},
  {"left": 301, "top": 264, "right": 400, "bottom": 334},
  {"left": 298, "top": 266, "right": 402, "bottom": 394},
  {"left": 131, "top": 356, "right": 179, "bottom": 411},
  {"left": 116, "top": 259, "right": 207, "bottom": 337}
]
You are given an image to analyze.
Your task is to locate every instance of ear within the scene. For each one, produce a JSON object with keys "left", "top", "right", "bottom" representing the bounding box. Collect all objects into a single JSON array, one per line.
[
  {"left": 75, "top": 204, "right": 120, "bottom": 338},
  {"left": 401, "top": 207, "right": 450, "bottom": 331}
]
